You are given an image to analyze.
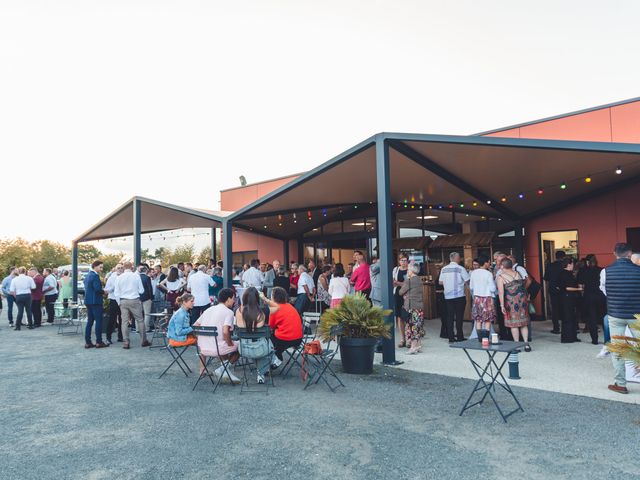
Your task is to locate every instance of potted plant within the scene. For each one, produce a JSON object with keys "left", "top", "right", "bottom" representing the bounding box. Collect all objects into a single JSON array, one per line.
[{"left": 318, "top": 293, "right": 392, "bottom": 374}]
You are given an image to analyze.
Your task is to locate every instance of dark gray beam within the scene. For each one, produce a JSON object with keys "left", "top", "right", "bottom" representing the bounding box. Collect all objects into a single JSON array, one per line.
[
  {"left": 133, "top": 198, "right": 142, "bottom": 266},
  {"left": 388, "top": 139, "right": 520, "bottom": 221},
  {"left": 72, "top": 241, "right": 78, "bottom": 319},
  {"left": 376, "top": 137, "right": 398, "bottom": 365},
  {"left": 222, "top": 220, "right": 233, "bottom": 288}
]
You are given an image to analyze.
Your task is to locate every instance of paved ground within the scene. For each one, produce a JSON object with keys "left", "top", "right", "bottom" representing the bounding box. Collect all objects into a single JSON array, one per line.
[
  {"left": 392, "top": 318, "right": 640, "bottom": 405},
  {"left": 1, "top": 316, "right": 640, "bottom": 480}
]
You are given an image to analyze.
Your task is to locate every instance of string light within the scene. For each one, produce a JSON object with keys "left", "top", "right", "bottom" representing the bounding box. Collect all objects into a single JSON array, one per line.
[
  {"left": 472, "top": 201, "right": 478, "bottom": 207},
  {"left": 448, "top": 204, "right": 453, "bottom": 209},
  {"left": 584, "top": 176, "right": 592, "bottom": 183},
  {"left": 459, "top": 203, "right": 464, "bottom": 208},
  {"left": 537, "top": 187, "right": 544, "bottom": 196},
  {"left": 322, "top": 209, "right": 327, "bottom": 217},
  {"left": 486, "top": 200, "right": 492, "bottom": 205},
  {"left": 616, "top": 166, "right": 622, "bottom": 175},
  {"left": 500, "top": 196, "right": 507, "bottom": 202},
  {"left": 560, "top": 182, "right": 567, "bottom": 190},
  {"left": 517, "top": 192, "right": 525, "bottom": 199}
]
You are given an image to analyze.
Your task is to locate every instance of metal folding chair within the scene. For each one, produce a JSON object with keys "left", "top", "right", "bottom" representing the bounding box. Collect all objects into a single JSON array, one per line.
[
  {"left": 192, "top": 326, "right": 237, "bottom": 393},
  {"left": 302, "top": 324, "right": 345, "bottom": 392},
  {"left": 280, "top": 313, "right": 319, "bottom": 378},
  {"left": 236, "top": 326, "right": 274, "bottom": 394},
  {"left": 158, "top": 337, "right": 195, "bottom": 379}
]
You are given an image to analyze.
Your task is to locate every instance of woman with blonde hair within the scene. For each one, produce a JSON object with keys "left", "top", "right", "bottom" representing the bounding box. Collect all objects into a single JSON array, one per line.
[
  {"left": 399, "top": 262, "right": 425, "bottom": 354},
  {"left": 167, "top": 293, "right": 197, "bottom": 347}
]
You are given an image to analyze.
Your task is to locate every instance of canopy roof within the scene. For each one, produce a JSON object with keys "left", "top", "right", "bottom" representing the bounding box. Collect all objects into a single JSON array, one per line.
[
  {"left": 75, "top": 197, "right": 229, "bottom": 243},
  {"left": 228, "top": 133, "right": 640, "bottom": 238}
]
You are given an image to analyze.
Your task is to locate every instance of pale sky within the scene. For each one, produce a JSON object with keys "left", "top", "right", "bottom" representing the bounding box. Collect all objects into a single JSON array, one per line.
[{"left": 2, "top": 0, "right": 639, "bottom": 248}]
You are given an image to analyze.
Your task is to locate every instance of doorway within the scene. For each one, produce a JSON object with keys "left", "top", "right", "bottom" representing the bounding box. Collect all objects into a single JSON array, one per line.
[{"left": 539, "top": 230, "right": 579, "bottom": 318}]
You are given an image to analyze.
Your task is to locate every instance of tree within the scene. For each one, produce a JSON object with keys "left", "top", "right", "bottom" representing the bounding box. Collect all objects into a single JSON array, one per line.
[
  {"left": 101, "top": 253, "right": 125, "bottom": 273},
  {"left": 32, "top": 240, "right": 71, "bottom": 270},
  {"left": 0, "top": 238, "right": 36, "bottom": 275},
  {"left": 165, "top": 244, "right": 195, "bottom": 266},
  {"left": 196, "top": 247, "right": 212, "bottom": 265},
  {"left": 78, "top": 244, "right": 102, "bottom": 264}
]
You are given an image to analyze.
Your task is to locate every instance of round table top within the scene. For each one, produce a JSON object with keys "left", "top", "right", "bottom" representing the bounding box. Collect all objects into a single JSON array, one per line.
[{"left": 148, "top": 312, "right": 171, "bottom": 317}]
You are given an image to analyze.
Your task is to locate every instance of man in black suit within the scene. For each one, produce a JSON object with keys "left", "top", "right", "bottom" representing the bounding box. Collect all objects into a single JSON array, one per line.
[
  {"left": 543, "top": 250, "right": 565, "bottom": 334},
  {"left": 309, "top": 260, "right": 321, "bottom": 288}
]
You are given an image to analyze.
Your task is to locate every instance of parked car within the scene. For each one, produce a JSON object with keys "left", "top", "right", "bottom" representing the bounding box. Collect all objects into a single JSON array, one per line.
[{"left": 57, "top": 264, "right": 91, "bottom": 295}]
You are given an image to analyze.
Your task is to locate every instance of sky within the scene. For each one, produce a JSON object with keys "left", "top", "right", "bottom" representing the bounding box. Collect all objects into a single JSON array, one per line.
[{"left": 2, "top": 0, "right": 639, "bottom": 250}]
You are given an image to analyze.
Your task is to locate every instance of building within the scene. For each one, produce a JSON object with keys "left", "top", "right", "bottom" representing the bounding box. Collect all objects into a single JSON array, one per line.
[{"left": 74, "top": 97, "right": 640, "bottom": 363}]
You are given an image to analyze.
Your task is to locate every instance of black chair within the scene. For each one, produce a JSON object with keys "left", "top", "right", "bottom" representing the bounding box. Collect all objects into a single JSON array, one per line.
[
  {"left": 236, "top": 326, "right": 274, "bottom": 394},
  {"left": 302, "top": 324, "right": 345, "bottom": 392},
  {"left": 158, "top": 337, "right": 195, "bottom": 379},
  {"left": 280, "top": 313, "right": 319, "bottom": 378},
  {"left": 192, "top": 326, "right": 238, "bottom": 393}
]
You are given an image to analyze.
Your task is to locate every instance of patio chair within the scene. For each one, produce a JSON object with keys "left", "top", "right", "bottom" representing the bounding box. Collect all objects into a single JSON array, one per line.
[
  {"left": 158, "top": 336, "right": 196, "bottom": 379},
  {"left": 301, "top": 324, "right": 345, "bottom": 392},
  {"left": 236, "top": 326, "right": 274, "bottom": 394},
  {"left": 192, "top": 326, "right": 238, "bottom": 393},
  {"left": 280, "top": 313, "right": 319, "bottom": 378}
]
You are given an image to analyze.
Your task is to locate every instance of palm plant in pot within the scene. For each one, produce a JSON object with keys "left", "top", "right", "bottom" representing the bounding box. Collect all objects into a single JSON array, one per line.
[{"left": 318, "top": 293, "right": 392, "bottom": 374}]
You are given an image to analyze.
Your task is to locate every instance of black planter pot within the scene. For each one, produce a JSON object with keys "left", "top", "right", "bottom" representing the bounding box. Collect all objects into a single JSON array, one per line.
[{"left": 339, "top": 337, "right": 377, "bottom": 374}]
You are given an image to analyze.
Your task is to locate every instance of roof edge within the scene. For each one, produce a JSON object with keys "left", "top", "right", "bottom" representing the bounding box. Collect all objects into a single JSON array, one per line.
[
  {"left": 473, "top": 96, "right": 640, "bottom": 136},
  {"left": 220, "top": 172, "right": 306, "bottom": 193}
]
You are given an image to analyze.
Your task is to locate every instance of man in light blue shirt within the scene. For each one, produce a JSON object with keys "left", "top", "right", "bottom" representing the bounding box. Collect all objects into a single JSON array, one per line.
[
  {"left": 439, "top": 252, "right": 470, "bottom": 343},
  {"left": 1, "top": 267, "right": 17, "bottom": 326}
]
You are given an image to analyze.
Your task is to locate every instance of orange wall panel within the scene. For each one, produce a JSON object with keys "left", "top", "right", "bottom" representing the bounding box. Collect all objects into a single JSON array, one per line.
[
  {"left": 518, "top": 108, "right": 612, "bottom": 142},
  {"left": 220, "top": 175, "right": 300, "bottom": 211},
  {"left": 611, "top": 102, "right": 640, "bottom": 143},
  {"left": 484, "top": 128, "right": 520, "bottom": 138}
]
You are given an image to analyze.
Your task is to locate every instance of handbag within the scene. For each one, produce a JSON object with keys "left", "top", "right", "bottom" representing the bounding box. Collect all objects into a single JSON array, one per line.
[{"left": 303, "top": 340, "right": 323, "bottom": 355}]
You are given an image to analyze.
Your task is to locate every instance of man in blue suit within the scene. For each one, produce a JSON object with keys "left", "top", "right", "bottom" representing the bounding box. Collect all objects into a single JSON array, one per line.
[{"left": 83, "top": 260, "right": 108, "bottom": 349}]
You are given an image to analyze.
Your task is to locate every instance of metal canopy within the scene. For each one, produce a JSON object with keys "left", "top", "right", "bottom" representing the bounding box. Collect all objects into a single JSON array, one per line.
[
  {"left": 228, "top": 133, "right": 640, "bottom": 236},
  {"left": 74, "top": 196, "right": 229, "bottom": 243}
]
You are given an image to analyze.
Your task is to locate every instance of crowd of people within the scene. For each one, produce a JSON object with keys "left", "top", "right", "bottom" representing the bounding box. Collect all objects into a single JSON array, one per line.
[{"left": 2, "top": 242, "right": 639, "bottom": 393}]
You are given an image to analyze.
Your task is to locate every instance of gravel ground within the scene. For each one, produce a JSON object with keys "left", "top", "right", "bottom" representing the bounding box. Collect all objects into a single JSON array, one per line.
[{"left": 1, "top": 322, "right": 639, "bottom": 480}]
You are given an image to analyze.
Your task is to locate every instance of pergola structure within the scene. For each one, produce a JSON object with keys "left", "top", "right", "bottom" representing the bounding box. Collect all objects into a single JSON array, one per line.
[
  {"left": 72, "top": 196, "right": 228, "bottom": 301},
  {"left": 224, "top": 133, "right": 640, "bottom": 364}
]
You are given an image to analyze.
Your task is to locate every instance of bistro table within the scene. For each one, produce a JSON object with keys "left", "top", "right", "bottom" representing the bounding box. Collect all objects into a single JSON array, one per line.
[
  {"left": 148, "top": 312, "right": 171, "bottom": 349},
  {"left": 449, "top": 339, "right": 525, "bottom": 423},
  {"left": 56, "top": 304, "right": 86, "bottom": 335}
]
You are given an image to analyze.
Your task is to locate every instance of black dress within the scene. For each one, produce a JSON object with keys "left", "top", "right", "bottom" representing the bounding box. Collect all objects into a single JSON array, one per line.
[
  {"left": 576, "top": 266, "right": 605, "bottom": 344},
  {"left": 273, "top": 275, "right": 290, "bottom": 293},
  {"left": 559, "top": 270, "right": 580, "bottom": 343}
]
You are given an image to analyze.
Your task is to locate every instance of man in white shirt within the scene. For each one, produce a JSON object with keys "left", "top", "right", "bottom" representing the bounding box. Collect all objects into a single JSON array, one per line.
[
  {"left": 42, "top": 268, "right": 59, "bottom": 324},
  {"left": 294, "top": 265, "right": 315, "bottom": 315},
  {"left": 10, "top": 267, "right": 36, "bottom": 330},
  {"left": 115, "top": 261, "right": 148, "bottom": 349},
  {"left": 104, "top": 264, "right": 124, "bottom": 344},
  {"left": 187, "top": 264, "right": 215, "bottom": 323},
  {"left": 439, "top": 252, "right": 470, "bottom": 342},
  {"left": 508, "top": 255, "right": 529, "bottom": 279},
  {"left": 242, "top": 259, "right": 264, "bottom": 289},
  {"left": 469, "top": 255, "right": 497, "bottom": 338}
]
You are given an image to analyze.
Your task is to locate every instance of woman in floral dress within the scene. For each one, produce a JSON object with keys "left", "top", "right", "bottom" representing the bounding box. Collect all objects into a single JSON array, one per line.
[
  {"left": 496, "top": 257, "right": 532, "bottom": 351},
  {"left": 399, "top": 263, "right": 425, "bottom": 354}
]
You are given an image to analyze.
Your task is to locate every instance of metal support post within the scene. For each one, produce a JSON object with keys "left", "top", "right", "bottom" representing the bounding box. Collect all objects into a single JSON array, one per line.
[{"left": 376, "top": 136, "right": 400, "bottom": 365}]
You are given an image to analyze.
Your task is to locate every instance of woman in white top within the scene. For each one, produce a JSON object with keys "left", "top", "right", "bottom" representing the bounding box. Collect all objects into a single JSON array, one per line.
[
  {"left": 158, "top": 266, "right": 185, "bottom": 311},
  {"left": 328, "top": 263, "right": 351, "bottom": 309},
  {"left": 469, "top": 255, "right": 497, "bottom": 337}
]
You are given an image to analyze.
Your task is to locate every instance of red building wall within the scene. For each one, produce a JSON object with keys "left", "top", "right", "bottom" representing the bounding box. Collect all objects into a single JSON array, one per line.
[
  {"left": 221, "top": 174, "right": 301, "bottom": 263},
  {"left": 485, "top": 99, "right": 640, "bottom": 314}
]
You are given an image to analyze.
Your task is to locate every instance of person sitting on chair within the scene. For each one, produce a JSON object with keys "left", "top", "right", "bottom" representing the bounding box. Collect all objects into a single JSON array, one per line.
[
  {"left": 268, "top": 287, "right": 303, "bottom": 370},
  {"left": 235, "top": 287, "right": 280, "bottom": 384},
  {"left": 195, "top": 288, "right": 241, "bottom": 383},
  {"left": 167, "top": 293, "right": 197, "bottom": 348}
]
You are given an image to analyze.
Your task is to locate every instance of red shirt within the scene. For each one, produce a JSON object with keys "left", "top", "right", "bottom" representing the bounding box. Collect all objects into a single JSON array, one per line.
[
  {"left": 31, "top": 274, "right": 45, "bottom": 301},
  {"left": 350, "top": 263, "right": 371, "bottom": 292},
  {"left": 289, "top": 274, "right": 299, "bottom": 289},
  {"left": 269, "top": 303, "right": 303, "bottom": 341}
]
